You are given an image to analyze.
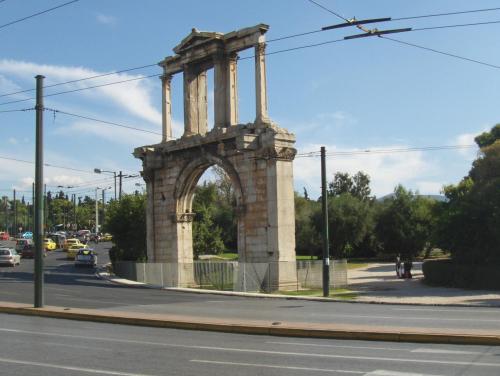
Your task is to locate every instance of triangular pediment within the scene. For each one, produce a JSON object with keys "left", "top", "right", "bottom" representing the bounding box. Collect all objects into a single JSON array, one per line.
[{"left": 173, "top": 28, "right": 223, "bottom": 54}]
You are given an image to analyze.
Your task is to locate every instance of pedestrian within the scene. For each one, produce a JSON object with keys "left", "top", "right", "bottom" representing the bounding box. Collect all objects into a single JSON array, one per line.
[{"left": 395, "top": 254, "right": 401, "bottom": 278}]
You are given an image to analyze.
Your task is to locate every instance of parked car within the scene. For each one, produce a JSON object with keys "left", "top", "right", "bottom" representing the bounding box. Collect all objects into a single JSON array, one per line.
[
  {"left": 101, "top": 233, "right": 113, "bottom": 242},
  {"left": 44, "top": 238, "right": 57, "bottom": 251},
  {"left": 63, "top": 238, "right": 84, "bottom": 252},
  {"left": 21, "top": 231, "right": 33, "bottom": 239},
  {"left": 0, "top": 231, "right": 10, "bottom": 241},
  {"left": 74, "top": 249, "right": 97, "bottom": 267},
  {"left": 15, "top": 238, "right": 34, "bottom": 253},
  {"left": 0, "top": 248, "right": 21, "bottom": 266}
]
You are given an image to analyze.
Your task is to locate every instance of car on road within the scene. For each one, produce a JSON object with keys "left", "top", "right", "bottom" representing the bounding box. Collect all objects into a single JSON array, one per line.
[
  {"left": 21, "top": 231, "right": 33, "bottom": 239},
  {"left": 74, "top": 249, "right": 97, "bottom": 267},
  {"left": 67, "top": 244, "right": 88, "bottom": 260},
  {"left": 44, "top": 238, "right": 57, "bottom": 251},
  {"left": 63, "top": 238, "right": 84, "bottom": 252},
  {"left": 20, "top": 247, "right": 46, "bottom": 259},
  {"left": 0, "top": 248, "right": 21, "bottom": 266},
  {"left": 101, "top": 233, "right": 113, "bottom": 242},
  {"left": 15, "top": 238, "right": 33, "bottom": 253},
  {"left": 0, "top": 231, "right": 10, "bottom": 240}
]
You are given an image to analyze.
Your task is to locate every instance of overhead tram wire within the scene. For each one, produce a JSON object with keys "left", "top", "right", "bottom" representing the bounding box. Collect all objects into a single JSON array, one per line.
[
  {"left": 0, "top": 156, "right": 104, "bottom": 175},
  {"left": 44, "top": 108, "right": 162, "bottom": 136},
  {"left": 0, "top": 63, "right": 158, "bottom": 99},
  {"left": 0, "top": 107, "right": 34, "bottom": 113},
  {"left": 0, "top": 0, "right": 80, "bottom": 31}
]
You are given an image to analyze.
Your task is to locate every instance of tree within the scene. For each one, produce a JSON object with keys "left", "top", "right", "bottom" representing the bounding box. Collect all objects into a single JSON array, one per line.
[
  {"left": 474, "top": 124, "right": 500, "bottom": 148},
  {"left": 436, "top": 135, "right": 500, "bottom": 264},
  {"left": 104, "top": 194, "right": 147, "bottom": 262},
  {"left": 313, "top": 193, "right": 375, "bottom": 258},
  {"left": 295, "top": 192, "right": 321, "bottom": 257},
  {"left": 376, "top": 186, "right": 434, "bottom": 260},
  {"left": 328, "top": 171, "right": 372, "bottom": 201}
]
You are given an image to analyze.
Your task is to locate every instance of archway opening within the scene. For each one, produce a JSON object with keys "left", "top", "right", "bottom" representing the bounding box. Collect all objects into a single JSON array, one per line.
[{"left": 192, "top": 165, "right": 238, "bottom": 260}]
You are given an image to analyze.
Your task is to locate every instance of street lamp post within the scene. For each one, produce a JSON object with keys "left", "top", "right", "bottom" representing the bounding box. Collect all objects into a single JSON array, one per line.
[{"left": 94, "top": 168, "right": 117, "bottom": 201}]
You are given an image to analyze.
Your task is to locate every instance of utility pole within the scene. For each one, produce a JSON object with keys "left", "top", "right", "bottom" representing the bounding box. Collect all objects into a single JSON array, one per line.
[
  {"left": 321, "top": 146, "right": 330, "bottom": 297},
  {"left": 34, "top": 74, "right": 45, "bottom": 308},
  {"left": 13, "top": 189, "right": 16, "bottom": 236},
  {"left": 95, "top": 188, "right": 99, "bottom": 234},
  {"left": 44, "top": 184, "right": 47, "bottom": 232},
  {"left": 118, "top": 171, "right": 123, "bottom": 200},
  {"left": 73, "top": 194, "right": 76, "bottom": 229},
  {"left": 102, "top": 189, "right": 106, "bottom": 228},
  {"left": 31, "top": 182, "right": 34, "bottom": 231}
]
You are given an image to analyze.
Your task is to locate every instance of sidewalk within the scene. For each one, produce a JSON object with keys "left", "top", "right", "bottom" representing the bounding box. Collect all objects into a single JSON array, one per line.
[{"left": 347, "top": 263, "right": 500, "bottom": 307}]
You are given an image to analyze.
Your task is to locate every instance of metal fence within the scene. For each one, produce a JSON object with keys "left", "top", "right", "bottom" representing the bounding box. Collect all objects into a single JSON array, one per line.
[{"left": 113, "top": 259, "right": 348, "bottom": 292}]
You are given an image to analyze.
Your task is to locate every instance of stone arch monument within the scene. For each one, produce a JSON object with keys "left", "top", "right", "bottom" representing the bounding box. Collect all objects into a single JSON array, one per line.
[{"left": 134, "top": 24, "right": 297, "bottom": 290}]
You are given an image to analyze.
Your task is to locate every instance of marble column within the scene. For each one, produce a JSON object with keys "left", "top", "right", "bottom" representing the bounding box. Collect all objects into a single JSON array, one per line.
[
  {"left": 226, "top": 53, "right": 238, "bottom": 126},
  {"left": 161, "top": 74, "right": 172, "bottom": 142},
  {"left": 254, "top": 43, "right": 270, "bottom": 124},
  {"left": 183, "top": 67, "right": 208, "bottom": 136},
  {"left": 214, "top": 53, "right": 238, "bottom": 128}
]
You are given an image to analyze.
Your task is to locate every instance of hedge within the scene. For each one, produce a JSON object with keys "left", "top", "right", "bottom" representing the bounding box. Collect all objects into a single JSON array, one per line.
[{"left": 423, "top": 259, "right": 500, "bottom": 290}]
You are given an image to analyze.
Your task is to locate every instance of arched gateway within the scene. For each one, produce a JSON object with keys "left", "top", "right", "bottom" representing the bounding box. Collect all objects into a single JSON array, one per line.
[{"left": 134, "top": 24, "right": 297, "bottom": 291}]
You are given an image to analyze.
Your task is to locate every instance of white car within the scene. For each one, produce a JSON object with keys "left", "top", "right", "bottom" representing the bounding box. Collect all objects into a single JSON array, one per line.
[{"left": 0, "top": 248, "right": 21, "bottom": 266}]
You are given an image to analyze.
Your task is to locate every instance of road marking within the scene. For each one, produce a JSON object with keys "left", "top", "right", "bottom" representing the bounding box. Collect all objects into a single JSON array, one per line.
[
  {"left": 392, "top": 308, "right": 498, "bottom": 314},
  {"left": 0, "top": 356, "right": 156, "bottom": 376},
  {"left": 365, "top": 371, "right": 442, "bottom": 376},
  {"left": 267, "top": 341, "right": 404, "bottom": 352},
  {"left": 0, "top": 328, "right": 499, "bottom": 368},
  {"left": 190, "top": 359, "right": 363, "bottom": 374},
  {"left": 311, "top": 313, "right": 500, "bottom": 323},
  {"left": 44, "top": 341, "right": 112, "bottom": 351},
  {"left": 411, "top": 348, "right": 485, "bottom": 355}
]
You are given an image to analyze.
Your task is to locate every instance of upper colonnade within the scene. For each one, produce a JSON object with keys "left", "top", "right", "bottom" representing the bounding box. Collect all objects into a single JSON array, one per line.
[{"left": 158, "top": 24, "right": 270, "bottom": 142}]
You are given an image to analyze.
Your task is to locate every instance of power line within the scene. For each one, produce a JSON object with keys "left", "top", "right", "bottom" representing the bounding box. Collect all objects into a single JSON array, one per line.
[
  {"left": 0, "top": 63, "right": 158, "bottom": 99},
  {"left": 307, "top": 0, "right": 347, "bottom": 22},
  {"left": 380, "top": 35, "right": 500, "bottom": 70},
  {"left": 0, "top": 107, "right": 34, "bottom": 113},
  {"left": 45, "top": 107, "right": 162, "bottom": 136},
  {"left": 0, "top": 73, "right": 160, "bottom": 106},
  {"left": 0, "top": 0, "right": 79, "bottom": 31},
  {"left": 0, "top": 156, "right": 97, "bottom": 174},
  {"left": 392, "top": 7, "right": 500, "bottom": 21}
]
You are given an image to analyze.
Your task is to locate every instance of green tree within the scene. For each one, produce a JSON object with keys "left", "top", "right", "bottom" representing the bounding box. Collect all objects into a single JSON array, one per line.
[
  {"left": 295, "top": 192, "right": 321, "bottom": 257},
  {"left": 474, "top": 124, "right": 500, "bottom": 148},
  {"left": 104, "top": 194, "right": 147, "bottom": 262},
  {"left": 436, "top": 135, "right": 500, "bottom": 264},
  {"left": 328, "top": 171, "right": 372, "bottom": 201},
  {"left": 313, "top": 193, "right": 375, "bottom": 258},
  {"left": 376, "top": 186, "right": 434, "bottom": 260}
]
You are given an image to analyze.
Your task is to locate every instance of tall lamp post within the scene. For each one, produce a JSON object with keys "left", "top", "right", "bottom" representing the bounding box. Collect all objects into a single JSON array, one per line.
[{"left": 94, "top": 168, "right": 117, "bottom": 201}]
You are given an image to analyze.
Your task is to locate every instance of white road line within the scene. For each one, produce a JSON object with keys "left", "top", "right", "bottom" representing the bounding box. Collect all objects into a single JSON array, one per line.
[
  {"left": 411, "top": 348, "right": 485, "bottom": 355},
  {"left": 0, "top": 327, "right": 499, "bottom": 368},
  {"left": 190, "top": 359, "right": 363, "bottom": 374},
  {"left": 0, "top": 357, "right": 156, "bottom": 376},
  {"left": 392, "top": 308, "right": 497, "bottom": 314},
  {"left": 44, "top": 341, "right": 112, "bottom": 351},
  {"left": 310, "top": 313, "right": 500, "bottom": 323},
  {"left": 267, "top": 341, "right": 404, "bottom": 352},
  {"left": 365, "top": 371, "right": 442, "bottom": 376}
]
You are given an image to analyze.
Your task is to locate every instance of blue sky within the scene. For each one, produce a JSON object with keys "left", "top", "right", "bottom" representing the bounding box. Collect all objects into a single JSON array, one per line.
[{"left": 1, "top": 0, "right": 499, "bottom": 200}]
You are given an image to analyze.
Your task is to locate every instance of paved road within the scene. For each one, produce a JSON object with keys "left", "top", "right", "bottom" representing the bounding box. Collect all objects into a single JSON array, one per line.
[
  {"left": 1, "top": 313, "right": 500, "bottom": 376},
  {"left": 1, "top": 240, "right": 500, "bottom": 333}
]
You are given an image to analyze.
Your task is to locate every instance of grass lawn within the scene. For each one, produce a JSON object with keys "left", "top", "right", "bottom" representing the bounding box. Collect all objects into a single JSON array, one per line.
[
  {"left": 280, "top": 288, "right": 358, "bottom": 300},
  {"left": 346, "top": 262, "right": 370, "bottom": 270}
]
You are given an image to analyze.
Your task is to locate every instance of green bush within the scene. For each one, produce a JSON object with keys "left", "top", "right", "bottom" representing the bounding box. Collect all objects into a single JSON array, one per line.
[{"left": 423, "top": 259, "right": 500, "bottom": 290}]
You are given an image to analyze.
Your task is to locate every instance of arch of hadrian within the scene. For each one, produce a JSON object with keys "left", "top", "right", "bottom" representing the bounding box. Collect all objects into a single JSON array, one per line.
[{"left": 134, "top": 24, "right": 297, "bottom": 290}]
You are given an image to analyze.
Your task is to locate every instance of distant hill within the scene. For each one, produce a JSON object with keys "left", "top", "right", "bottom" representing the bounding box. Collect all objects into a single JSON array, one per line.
[{"left": 376, "top": 193, "right": 447, "bottom": 202}]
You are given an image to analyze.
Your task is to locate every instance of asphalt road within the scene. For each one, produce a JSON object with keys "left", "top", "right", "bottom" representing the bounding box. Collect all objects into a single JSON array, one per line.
[
  {"left": 1, "top": 313, "right": 500, "bottom": 376},
  {"left": 1, "top": 240, "right": 500, "bottom": 333}
]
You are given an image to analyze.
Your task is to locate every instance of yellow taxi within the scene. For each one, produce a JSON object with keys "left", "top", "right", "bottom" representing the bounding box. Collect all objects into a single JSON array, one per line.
[
  {"left": 101, "top": 233, "right": 113, "bottom": 242},
  {"left": 67, "top": 244, "right": 88, "bottom": 260},
  {"left": 44, "top": 238, "right": 57, "bottom": 251},
  {"left": 63, "top": 238, "right": 84, "bottom": 252}
]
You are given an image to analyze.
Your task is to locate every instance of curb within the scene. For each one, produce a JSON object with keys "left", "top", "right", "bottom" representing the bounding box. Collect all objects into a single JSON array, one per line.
[
  {"left": 1, "top": 302, "right": 499, "bottom": 346},
  {"left": 95, "top": 268, "right": 500, "bottom": 308}
]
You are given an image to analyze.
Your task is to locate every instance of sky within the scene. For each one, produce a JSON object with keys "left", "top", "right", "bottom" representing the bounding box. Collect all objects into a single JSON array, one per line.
[{"left": 1, "top": 0, "right": 499, "bottom": 201}]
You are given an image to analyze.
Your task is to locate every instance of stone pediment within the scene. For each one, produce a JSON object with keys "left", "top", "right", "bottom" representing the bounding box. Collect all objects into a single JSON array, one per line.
[{"left": 173, "top": 28, "right": 224, "bottom": 54}]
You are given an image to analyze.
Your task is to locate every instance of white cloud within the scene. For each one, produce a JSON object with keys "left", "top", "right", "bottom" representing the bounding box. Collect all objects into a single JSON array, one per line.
[
  {"left": 96, "top": 13, "right": 116, "bottom": 26},
  {"left": 8, "top": 137, "right": 18, "bottom": 144},
  {"left": 294, "top": 143, "right": 431, "bottom": 198},
  {"left": 0, "top": 59, "right": 161, "bottom": 126}
]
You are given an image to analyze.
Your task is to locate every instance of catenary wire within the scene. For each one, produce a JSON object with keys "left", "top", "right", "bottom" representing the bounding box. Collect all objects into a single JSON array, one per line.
[
  {"left": 0, "top": 0, "right": 80, "bottom": 31},
  {"left": 44, "top": 108, "right": 162, "bottom": 136},
  {"left": 0, "top": 156, "right": 105, "bottom": 174}
]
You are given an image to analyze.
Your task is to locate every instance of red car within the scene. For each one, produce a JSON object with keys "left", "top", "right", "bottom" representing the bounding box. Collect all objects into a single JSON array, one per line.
[{"left": 0, "top": 232, "right": 10, "bottom": 241}]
